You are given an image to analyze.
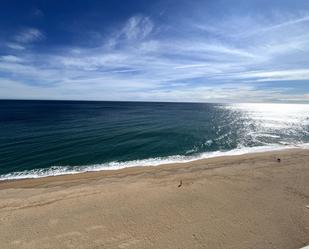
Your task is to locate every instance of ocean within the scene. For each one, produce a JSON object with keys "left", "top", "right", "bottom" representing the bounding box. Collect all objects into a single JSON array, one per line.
[{"left": 1, "top": 100, "right": 309, "bottom": 180}]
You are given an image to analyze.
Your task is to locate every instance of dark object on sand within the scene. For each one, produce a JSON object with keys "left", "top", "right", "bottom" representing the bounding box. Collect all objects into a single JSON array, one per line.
[
  {"left": 178, "top": 180, "right": 182, "bottom": 188},
  {"left": 277, "top": 158, "right": 281, "bottom": 163}
]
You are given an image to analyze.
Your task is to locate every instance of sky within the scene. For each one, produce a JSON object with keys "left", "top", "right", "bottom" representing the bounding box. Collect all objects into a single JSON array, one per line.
[{"left": 1, "top": 0, "right": 309, "bottom": 103}]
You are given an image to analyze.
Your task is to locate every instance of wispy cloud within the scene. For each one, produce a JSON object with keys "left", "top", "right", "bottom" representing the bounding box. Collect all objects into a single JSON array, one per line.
[
  {"left": 0, "top": 6, "right": 309, "bottom": 103},
  {"left": 106, "top": 15, "right": 154, "bottom": 49},
  {"left": 244, "top": 14, "right": 309, "bottom": 37},
  {"left": 6, "top": 42, "right": 25, "bottom": 50},
  {"left": 121, "top": 15, "right": 154, "bottom": 40},
  {"left": 235, "top": 69, "right": 309, "bottom": 82},
  {"left": 14, "top": 28, "right": 44, "bottom": 43},
  {"left": 0, "top": 55, "right": 24, "bottom": 63}
]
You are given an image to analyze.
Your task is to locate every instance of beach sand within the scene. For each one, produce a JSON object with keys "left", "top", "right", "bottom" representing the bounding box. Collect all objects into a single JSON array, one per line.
[{"left": 0, "top": 149, "right": 309, "bottom": 249}]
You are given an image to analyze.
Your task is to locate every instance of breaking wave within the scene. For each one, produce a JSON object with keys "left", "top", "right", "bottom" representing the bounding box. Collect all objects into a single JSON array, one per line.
[{"left": 1, "top": 143, "right": 308, "bottom": 181}]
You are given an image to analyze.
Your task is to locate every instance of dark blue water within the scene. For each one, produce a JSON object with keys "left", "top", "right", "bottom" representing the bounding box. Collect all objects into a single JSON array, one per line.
[{"left": 1, "top": 100, "right": 309, "bottom": 179}]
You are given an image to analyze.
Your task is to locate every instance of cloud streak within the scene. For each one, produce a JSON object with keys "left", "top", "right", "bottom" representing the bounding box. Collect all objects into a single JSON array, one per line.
[
  {"left": 14, "top": 28, "right": 44, "bottom": 43},
  {"left": 0, "top": 3, "right": 309, "bottom": 103}
]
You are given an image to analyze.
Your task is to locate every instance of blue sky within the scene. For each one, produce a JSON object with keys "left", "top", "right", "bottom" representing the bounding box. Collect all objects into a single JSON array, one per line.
[{"left": 1, "top": 0, "right": 309, "bottom": 103}]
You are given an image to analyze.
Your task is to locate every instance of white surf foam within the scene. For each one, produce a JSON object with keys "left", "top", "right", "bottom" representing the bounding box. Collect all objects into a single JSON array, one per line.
[{"left": 1, "top": 143, "right": 309, "bottom": 181}]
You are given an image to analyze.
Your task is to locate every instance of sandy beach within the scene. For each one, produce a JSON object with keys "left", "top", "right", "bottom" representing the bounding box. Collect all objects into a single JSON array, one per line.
[{"left": 0, "top": 149, "right": 309, "bottom": 249}]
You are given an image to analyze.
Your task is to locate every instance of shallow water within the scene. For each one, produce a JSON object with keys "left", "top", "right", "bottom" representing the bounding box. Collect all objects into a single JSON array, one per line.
[{"left": 1, "top": 100, "right": 309, "bottom": 180}]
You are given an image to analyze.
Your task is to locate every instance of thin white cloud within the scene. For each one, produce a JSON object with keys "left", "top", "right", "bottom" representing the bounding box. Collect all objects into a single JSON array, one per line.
[
  {"left": 1, "top": 10, "right": 309, "bottom": 103},
  {"left": 244, "top": 14, "right": 309, "bottom": 37},
  {"left": 164, "top": 41, "right": 257, "bottom": 58},
  {"left": 239, "top": 69, "right": 309, "bottom": 81},
  {"left": 0, "top": 55, "right": 24, "bottom": 63},
  {"left": 6, "top": 42, "right": 25, "bottom": 50},
  {"left": 122, "top": 15, "right": 154, "bottom": 40},
  {"left": 1, "top": 76, "right": 306, "bottom": 103},
  {"left": 106, "top": 15, "right": 154, "bottom": 49},
  {"left": 14, "top": 28, "right": 44, "bottom": 43}
]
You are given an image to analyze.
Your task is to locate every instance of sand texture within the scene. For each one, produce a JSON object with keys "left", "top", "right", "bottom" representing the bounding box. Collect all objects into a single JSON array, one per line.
[{"left": 0, "top": 149, "right": 309, "bottom": 249}]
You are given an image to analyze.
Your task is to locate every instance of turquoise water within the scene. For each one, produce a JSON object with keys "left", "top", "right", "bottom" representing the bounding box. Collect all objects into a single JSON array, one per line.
[{"left": 1, "top": 100, "right": 309, "bottom": 180}]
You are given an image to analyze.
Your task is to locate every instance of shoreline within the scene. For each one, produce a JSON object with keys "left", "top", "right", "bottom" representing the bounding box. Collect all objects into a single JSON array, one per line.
[
  {"left": 1, "top": 149, "right": 308, "bottom": 249},
  {"left": 1, "top": 144, "right": 308, "bottom": 183},
  {"left": 0, "top": 147, "right": 303, "bottom": 188},
  {"left": 0, "top": 148, "right": 307, "bottom": 189}
]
